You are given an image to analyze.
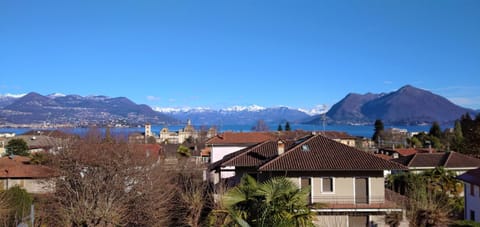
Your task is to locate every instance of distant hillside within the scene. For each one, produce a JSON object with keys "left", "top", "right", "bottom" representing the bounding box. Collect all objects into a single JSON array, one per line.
[
  {"left": 156, "top": 106, "right": 311, "bottom": 125},
  {"left": 0, "top": 96, "right": 18, "bottom": 108},
  {"left": 326, "top": 93, "right": 383, "bottom": 123},
  {"left": 306, "top": 85, "right": 475, "bottom": 125},
  {"left": 0, "top": 92, "right": 176, "bottom": 126}
]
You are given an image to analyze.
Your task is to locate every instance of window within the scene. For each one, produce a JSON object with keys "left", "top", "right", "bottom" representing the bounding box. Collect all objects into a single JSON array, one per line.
[
  {"left": 471, "top": 210, "right": 475, "bottom": 221},
  {"left": 322, "top": 177, "right": 333, "bottom": 193},
  {"left": 471, "top": 183, "right": 475, "bottom": 196}
]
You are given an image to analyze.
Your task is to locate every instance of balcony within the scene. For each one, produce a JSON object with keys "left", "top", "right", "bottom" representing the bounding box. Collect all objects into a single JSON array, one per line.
[{"left": 310, "top": 189, "right": 406, "bottom": 212}]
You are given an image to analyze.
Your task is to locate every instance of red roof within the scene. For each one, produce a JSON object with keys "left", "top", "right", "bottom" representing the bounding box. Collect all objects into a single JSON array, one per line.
[
  {"left": 211, "top": 135, "right": 407, "bottom": 172},
  {"left": 205, "top": 132, "right": 277, "bottom": 145},
  {"left": 222, "top": 141, "right": 279, "bottom": 167},
  {"left": 321, "top": 131, "right": 357, "bottom": 140},
  {"left": 374, "top": 153, "right": 393, "bottom": 160},
  {"left": 394, "top": 148, "right": 420, "bottom": 156},
  {"left": 259, "top": 135, "right": 407, "bottom": 171},
  {"left": 0, "top": 156, "right": 58, "bottom": 178},
  {"left": 130, "top": 144, "right": 161, "bottom": 161},
  {"left": 392, "top": 152, "right": 480, "bottom": 169}
]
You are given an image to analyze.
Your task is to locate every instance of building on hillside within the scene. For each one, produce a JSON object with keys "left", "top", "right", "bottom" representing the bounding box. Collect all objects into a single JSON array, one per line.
[
  {"left": 4, "top": 134, "right": 68, "bottom": 155},
  {"left": 158, "top": 120, "right": 210, "bottom": 144},
  {"left": 145, "top": 123, "right": 153, "bottom": 138},
  {"left": 0, "top": 139, "right": 5, "bottom": 155},
  {"left": 458, "top": 168, "right": 480, "bottom": 222},
  {"left": 0, "top": 132, "right": 16, "bottom": 138},
  {"left": 0, "top": 155, "right": 57, "bottom": 193},
  {"left": 375, "top": 147, "right": 436, "bottom": 160},
  {"left": 320, "top": 131, "right": 357, "bottom": 147},
  {"left": 210, "top": 135, "right": 409, "bottom": 226},
  {"left": 391, "top": 151, "right": 480, "bottom": 175}
]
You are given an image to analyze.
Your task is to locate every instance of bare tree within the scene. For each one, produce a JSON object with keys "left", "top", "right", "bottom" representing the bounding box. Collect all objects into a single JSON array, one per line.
[
  {"left": 252, "top": 119, "right": 269, "bottom": 132},
  {"left": 0, "top": 191, "right": 11, "bottom": 226},
  {"left": 46, "top": 133, "right": 178, "bottom": 226},
  {"left": 175, "top": 171, "right": 211, "bottom": 227}
]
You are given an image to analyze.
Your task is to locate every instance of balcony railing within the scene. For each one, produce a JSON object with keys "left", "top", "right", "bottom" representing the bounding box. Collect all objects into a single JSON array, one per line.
[{"left": 309, "top": 190, "right": 406, "bottom": 210}]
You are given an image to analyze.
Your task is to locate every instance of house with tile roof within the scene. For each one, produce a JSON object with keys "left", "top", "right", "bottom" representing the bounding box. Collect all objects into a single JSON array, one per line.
[
  {"left": 211, "top": 134, "right": 409, "bottom": 226},
  {"left": 0, "top": 155, "right": 58, "bottom": 193},
  {"left": 458, "top": 168, "right": 480, "bottom": 223},
  {"left": 457, "top": 168, "right": 480, "bottom": 223},
  {"left": 206, "top": 132, "right": 277, "bottom": 183},
  {"left": 391, "top": 151, "right": 480, "bottom": 175},
  {"left": 375, "top": 147, "right": 437, "bottom": 160}
]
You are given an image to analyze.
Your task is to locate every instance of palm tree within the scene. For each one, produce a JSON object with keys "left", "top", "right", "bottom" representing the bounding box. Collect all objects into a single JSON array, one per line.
[
  {"left": 256, "top": 177, "right": 313, "bottom": 227},
  {"left": 218, "top": 174, "right": 314, "bottom": 227}
]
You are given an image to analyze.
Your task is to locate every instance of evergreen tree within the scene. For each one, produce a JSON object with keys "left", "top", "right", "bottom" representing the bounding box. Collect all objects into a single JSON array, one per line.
[
  {"left": 451, "top": 120, "right": 464, "bottom": 152},
  {"left": 285, "top": 122, "right": 291, "bottom": 131},
  {"left": 372, "top": 119, "right": 384, "bottom": 143},
  {"left": 277, "top": 124, "right": 283, "bottom": 131},
  {"left": 458, "top": 113, "right": 480, "bottom": 155},
  {"left": 428, "top": 121, "right": 442, "bottom": 138},
  {"left": 5, "top": 139, "right": 29, "bottom": 156}
]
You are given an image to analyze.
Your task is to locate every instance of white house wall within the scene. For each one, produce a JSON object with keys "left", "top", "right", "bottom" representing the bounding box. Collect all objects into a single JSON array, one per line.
[
  {"left": 211, "top": 146, "right": 247, "bottom": 163},
  {"left": 465, "top": 182, "right": 480, "bottom": 222}
]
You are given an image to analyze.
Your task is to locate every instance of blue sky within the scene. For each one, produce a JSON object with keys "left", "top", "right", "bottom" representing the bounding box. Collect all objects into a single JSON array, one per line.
[{"left": 1, "top": 0, "right": 479, "bottom": 110}]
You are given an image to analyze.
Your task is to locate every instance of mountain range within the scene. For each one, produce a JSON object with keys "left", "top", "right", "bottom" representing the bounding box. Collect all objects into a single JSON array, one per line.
[
  {"left": 306, "top": 85, "right": 476, "bottom": 125},
  {"left": 154, "top": 105, "right": 313, "bottom": 126},
  {"left": 0, "top": 85, "right": 476, "bottom": 127},
  {"left": 0, "top": 92, "right": 175, "bottom": 126}
]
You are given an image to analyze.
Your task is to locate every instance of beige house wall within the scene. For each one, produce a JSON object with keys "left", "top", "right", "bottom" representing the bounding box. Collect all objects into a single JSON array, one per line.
[
  {"left": 313, "top": 215, "right": 348, "bottom": 227},
  {"left": 312, "top": 177, "right": 354, "bottom": 204},
  {"left": 1, "top": 178, "right": 55, "bottom": 193},
  {"left": 280, "top": 173, "right": 385, "bottom": 205},
  {"left": 370, "top": 177, "right": 385, "bottom": 203},
  {"left": 313, "top": 214, "right": 406, "bottom": 227}
]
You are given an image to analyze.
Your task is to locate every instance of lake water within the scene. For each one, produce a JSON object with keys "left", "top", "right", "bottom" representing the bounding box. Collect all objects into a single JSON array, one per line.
[{"left": 0, "top": 123, "right": 438, "bottom": 138}]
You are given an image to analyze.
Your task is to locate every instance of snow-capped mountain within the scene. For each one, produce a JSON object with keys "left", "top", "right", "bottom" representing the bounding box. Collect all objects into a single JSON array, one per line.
[
  {"left": 0, "top": 93, "right": 26, "bottom": 108},
  {"left": 47, "top": 93, "right": 67, "bottom": 98},
  {"left": 154, "top": 105, "right": 313, "bottom": 125},
  {"left": 0, "top": 92, "right": 176, "bottom": 125}
]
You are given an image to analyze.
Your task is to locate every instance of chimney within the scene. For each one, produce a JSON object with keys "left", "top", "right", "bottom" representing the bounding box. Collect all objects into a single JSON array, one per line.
[{"left": 277, "top": 140, "right": 285, "bottom": 155}]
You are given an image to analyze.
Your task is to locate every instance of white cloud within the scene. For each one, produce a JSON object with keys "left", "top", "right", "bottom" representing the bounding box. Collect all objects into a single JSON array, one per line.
[
  {"left": 146, "top": 95, "right": 161, "bottom": 101},
  {"left": 448, "top": 96, "right": 480, "bottom": 109}
]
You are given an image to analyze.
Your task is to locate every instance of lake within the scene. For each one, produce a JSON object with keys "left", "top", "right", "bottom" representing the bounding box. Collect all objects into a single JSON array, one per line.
[{"left": 0, "top": 123, "right": 438, "bottom": 138}]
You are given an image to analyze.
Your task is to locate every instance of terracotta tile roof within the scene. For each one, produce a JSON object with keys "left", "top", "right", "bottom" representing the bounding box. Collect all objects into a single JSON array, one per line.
[
  {"left": 130, "top": 144, "right": 161, "bottom": 161},
  {"left": 205, "top": 132, "right": 276, "bottom": 145},
  {"left": 320, "top": 131, "right": 357, "bottom": 140},
  {"left": 444, "top": 152, "right": 480, "bottom": 168},
  {"left": 259, "top": 135, "right": 407, "bottom": 171},
  {"left": 374, "top": 153, "right": 393, "bottom": 160},
  {"left": 201, "top": 147, "right": 211, "bottom": 157},
  {"left": 210, "top": 139, "right": 289, "bottom": 171},
  {"left": 457, "top": 168, "right": 480, "bottom": 186},
  {"left": 394, "top": 148, "right": 421, "bottom": 156},
  {"left": 221, "top": 141, "right": 279, "bottom": 167},
  {"left": 22, "top": 130, "right": 76, "bottom": 139},
  {"left": 8, "top": 135, "right": 66, "bottom": 150},
  {"left": 392, "top": 152, "right": 480, "bottom": 169},
  {"left": 0, "top": 156, "right": 58, "bottom": 178}
]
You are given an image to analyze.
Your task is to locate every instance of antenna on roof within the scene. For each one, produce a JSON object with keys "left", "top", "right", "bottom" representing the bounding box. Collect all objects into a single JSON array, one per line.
[{"left": 321, "top": 104, "right": 327, "bottom": 135}]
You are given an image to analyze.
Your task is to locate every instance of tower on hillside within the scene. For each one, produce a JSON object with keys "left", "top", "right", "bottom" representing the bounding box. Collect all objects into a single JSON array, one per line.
[{"left": 145, "top": 123, "right": 152, "bottom": 138}]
